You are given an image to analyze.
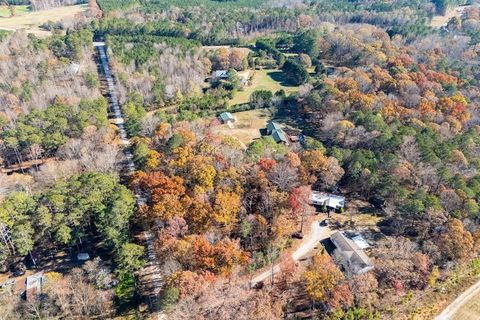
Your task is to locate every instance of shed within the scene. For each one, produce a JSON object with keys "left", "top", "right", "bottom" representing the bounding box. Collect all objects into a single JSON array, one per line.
[
  {"left": 330, "top": 231, "right": 374, "bottom": 275},
  {"left": 25, "top": 272, "right": 45, "bottom": 301},
  {"left": 219, "top": 112, "right": 236, "bottom": 124}
]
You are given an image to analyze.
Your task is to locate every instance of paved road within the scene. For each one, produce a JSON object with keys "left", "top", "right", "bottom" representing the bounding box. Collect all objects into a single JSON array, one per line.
[
  {"left": 250, "top": 221, "right": 330, "bottom": 286},
  {"left": 435, "top": 279, "right": 480, "bottom": 320}
]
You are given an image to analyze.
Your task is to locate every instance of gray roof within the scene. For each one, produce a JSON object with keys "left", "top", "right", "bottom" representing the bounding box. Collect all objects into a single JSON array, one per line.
[
  {"left": 271, "top": 129, "right": 288, "bottom": 143},
  {"left": 213, "top": 70, "right": 229, "bottom": 78},
  {"left": 267, "top": 121, "right": 282, "bottom": 134},
  {"left": 310, "top": 192, "right": 345, "bottom": 208},
  {"left": 330, "top": 231, "right": 373, "bottom": 275}
]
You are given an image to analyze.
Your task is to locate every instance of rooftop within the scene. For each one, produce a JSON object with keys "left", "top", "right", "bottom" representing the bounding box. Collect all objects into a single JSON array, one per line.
[
  {"left": 267, "top": 121, "right": 282, "bottom": 133},
  {"left": 310, "top": 191, "right": 345, "bottom": 208},
  {"left": 330, "top": 231, "right": 373, "bottom": 275},
  {"left": 213, "top": 70, "right": 229, "bottom": 78},
  {"left": 25, "top": 272, "right": 45, "bottom": 301},
  {"left": 219, "top": 112, "right": 235, "bottom": 122},
  {"left": 271, "top": 129, "right": 288, "bottom": 143}
]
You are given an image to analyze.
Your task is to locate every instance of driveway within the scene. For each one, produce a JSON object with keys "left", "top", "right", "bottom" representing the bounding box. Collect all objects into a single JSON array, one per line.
[{"left": 250, "top": 221, "right": 331, "bottom": 286}]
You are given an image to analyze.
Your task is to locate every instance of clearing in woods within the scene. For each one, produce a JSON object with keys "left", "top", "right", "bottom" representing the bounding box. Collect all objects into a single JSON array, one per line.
[
  {"left": 0, "top": 4, "right": 88, "bottom": 37},
  {"left": 229, "top": 69, "right": 300, "bottom": 106},
  {"left": 212, "top": 108, "right": 274, "bottom": 146}
]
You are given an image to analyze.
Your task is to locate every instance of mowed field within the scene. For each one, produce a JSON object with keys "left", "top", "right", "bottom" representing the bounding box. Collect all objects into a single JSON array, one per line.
[
  {"left": 0, "top": 4, "right": 88, "bottom": 37},
  {"left": 230, "top": 69, "right": 300, "bottom": 106},
  {"left": 212, "top": 108, "right": 274, "bottom": 146}
]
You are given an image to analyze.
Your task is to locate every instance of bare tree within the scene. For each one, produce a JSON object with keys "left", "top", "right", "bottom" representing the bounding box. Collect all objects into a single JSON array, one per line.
[{"left": 268, "top": 162, "right": 299, "bottom": 191}]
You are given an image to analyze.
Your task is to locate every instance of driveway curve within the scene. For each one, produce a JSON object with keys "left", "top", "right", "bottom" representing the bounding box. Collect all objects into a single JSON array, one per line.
[{"left": 250, "top": 221, "right": 330, "bottom": 286}]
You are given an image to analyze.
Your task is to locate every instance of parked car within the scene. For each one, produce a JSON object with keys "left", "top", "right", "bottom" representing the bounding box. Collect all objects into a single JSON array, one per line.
[
  {"left": 320, "top": 219, "right": 329, "bottom": 227},
  {"left": 12, "top": 269, "right": 26, "bottom": 277},
  {"left": 369, "top": 196, "right": 386, "bottom": 209},
  {"left": 253, "top": 281, "right": 264, "bottom": 290},
  {"left": 77, "top": 253, "right": 90, "bottom": 261},
  {"left": 10, "top": 262, "right": 26, "bottom": 277},
  {"left": 292, "top": 232, "right": 304, "bottom": 239}
]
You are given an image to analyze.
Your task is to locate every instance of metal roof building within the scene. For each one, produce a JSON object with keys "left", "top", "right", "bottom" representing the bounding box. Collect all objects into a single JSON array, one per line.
[
  {"left": 267, "top": 121, "right": 282, "bottom": 135},
  {"left": 310, "top": 192, "right": 345, "bottom": 209},
  {"left": 219, "top": 112, "right": 235, "bottom": 123},
  {"left": 271, "top": 129, "right": 289, "bottom": 144},
  {"left": 331, "top": 231, "right": 374, "bottom": 275}
]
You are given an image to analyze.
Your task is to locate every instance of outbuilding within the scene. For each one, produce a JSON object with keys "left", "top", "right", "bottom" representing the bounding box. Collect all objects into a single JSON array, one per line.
[
  {"left": 219, "top": 112, "right": 236, "bottom": 124},
  {"left": 25, "top": 272, "right": 45, "bottom": 301}
]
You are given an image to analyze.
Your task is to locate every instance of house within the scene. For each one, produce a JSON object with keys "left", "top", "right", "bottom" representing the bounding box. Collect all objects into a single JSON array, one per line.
[
  {"left": 219, "top": 112, "right": 236, "bottom": 124},
  {"left": 212, "top": 70, "right": 229, "bottom": 80},
  {"left": 212, "top": 70, "right": 250, "bottom": 86},
  {"left": 330, "top": 231, "right": 374, "bottom": 275},
  {"left": 271, "top": 129, "right": 289, "bottom": 144},
  {"left": 310, "top": 191, "right": 345, "bottom": 210},
  {"left": 265, "top": 121, "right": 289, "bottom": 144},
  {"left": 266, "top": 121, "right": 282, "bottom": 135},
  {"left": 25, "top": 272, "right": 45, "bottom": 301}
]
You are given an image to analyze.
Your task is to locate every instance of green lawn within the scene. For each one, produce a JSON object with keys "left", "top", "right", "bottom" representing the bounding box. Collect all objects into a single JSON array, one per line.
[
  {"left": 229, "top": 69, "right": 300, "bottom": 106},
  {"left": 0, "top": 5, "right": 30, "bottom": 18}
]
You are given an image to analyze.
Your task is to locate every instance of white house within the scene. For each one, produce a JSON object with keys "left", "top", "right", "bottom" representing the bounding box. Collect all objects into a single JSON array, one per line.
[
  {"left": 212, "top": 70, "right": 229, "bottom": 80},
  {"left": 310, "top": 191, "right": 345, "bottom": 210}
]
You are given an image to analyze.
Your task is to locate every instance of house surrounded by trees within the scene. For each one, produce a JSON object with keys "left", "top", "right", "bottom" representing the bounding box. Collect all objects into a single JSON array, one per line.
[
  {"left": 330, "top": 231, "right": 374, "bottom": 275},
  {"left": 310, "top": 191, "right": 346, "bottom": 211},
  {"left": 266, "top": 121, "right": 289, "bottom": 144}
]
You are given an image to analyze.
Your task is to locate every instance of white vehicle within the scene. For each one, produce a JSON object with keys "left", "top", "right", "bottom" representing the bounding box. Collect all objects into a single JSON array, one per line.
[{"left": 77, "top": 253, "right": 90, "bottom": 261}]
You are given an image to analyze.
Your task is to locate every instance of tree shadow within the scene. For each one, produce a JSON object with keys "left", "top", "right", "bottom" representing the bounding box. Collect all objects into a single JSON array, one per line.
[
  {"left": 266, "top": 70, "right": 297, "bottom": 87},
  {"left": 272, "top": 98, "right": 317, "bottom": 138}
]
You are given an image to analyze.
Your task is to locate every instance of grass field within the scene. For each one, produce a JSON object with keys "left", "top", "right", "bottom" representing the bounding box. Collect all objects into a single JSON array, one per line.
[
  {"left": 229, "top": 69, "right": 300, "bottom": 106},
  {"left": 0, "top": 5, "right": 30, "bottom": 18},
  {"left": 212, "top": 108, "right": 274, "bottom": 146},
  {"left": 0, "top": 4, "right": 88, "bottom": 37}
]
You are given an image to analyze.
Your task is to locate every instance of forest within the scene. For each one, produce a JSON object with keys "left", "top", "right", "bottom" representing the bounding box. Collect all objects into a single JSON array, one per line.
[{"left": 2, "top": 0, "right": 480, "bottom": 319}]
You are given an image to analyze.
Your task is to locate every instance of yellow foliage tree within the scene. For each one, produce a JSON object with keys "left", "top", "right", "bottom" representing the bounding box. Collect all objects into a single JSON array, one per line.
[
  {"left": 213, "top": 190, "right": 241, "bottom": 230},
  {"left": 303, "top": 253, "right": 344, "bottom": 302}
]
